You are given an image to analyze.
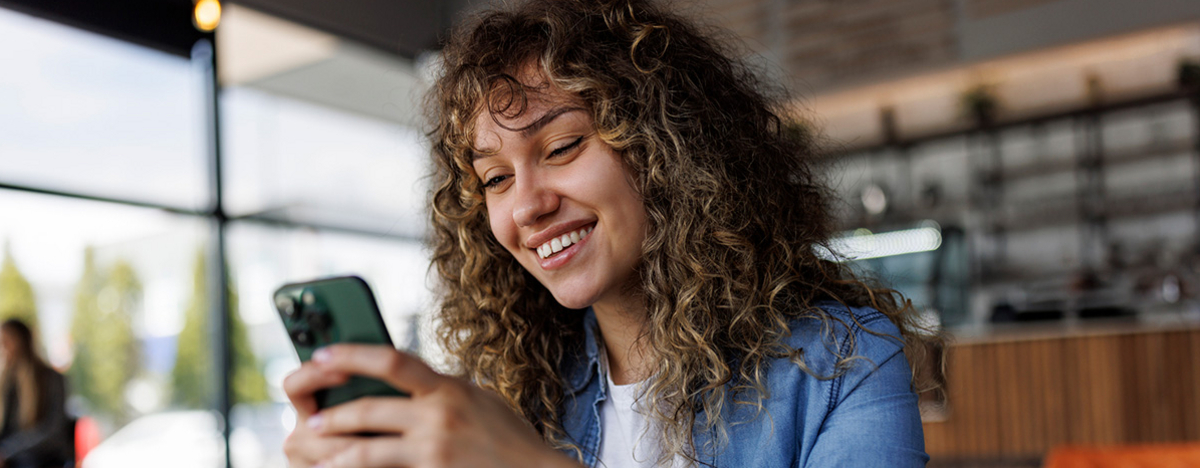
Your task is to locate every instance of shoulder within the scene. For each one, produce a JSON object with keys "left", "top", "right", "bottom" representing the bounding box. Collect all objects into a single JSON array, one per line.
[
  {"left": 780, "top": 301, "right": 907, "bottom": 380},
  {"left": 38, "top": 364, "right": 64, "bottom": 379},
  {"left": 711, "top": 302, "right": 919, "bottom": 465},
  {"left": 785, "top": 303, "right": 929, "bottom": 466},
  {"left": 37, "top": 365, "right": 67, "bottom": 389}
]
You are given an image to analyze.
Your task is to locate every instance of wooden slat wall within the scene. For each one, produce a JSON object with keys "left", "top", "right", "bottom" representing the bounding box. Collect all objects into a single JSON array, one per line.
[{"left": 924, "top": 327, "right": 1200, "bottom": 459}]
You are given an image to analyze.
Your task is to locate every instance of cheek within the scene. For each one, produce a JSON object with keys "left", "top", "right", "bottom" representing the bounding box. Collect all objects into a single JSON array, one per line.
[
  {"left": 598, "top": 164, "right": 647, "bottom": 236},
  {"left": 486, "top": 202, "right": 520, "bottom": 253}
]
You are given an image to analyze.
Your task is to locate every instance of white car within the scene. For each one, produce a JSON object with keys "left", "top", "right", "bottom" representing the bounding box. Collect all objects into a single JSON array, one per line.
[{"left": 81, "top": 407, "right": 283, "bottom": 468}]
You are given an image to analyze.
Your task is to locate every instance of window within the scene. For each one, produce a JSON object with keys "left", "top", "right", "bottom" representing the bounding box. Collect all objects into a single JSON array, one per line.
[{"left": 0, "top": 5, "right": 435, "bottom": 468}]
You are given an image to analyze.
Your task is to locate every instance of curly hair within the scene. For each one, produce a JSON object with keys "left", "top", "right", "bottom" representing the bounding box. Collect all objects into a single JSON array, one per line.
[{"left": 427, "top": 0, "right": 942, "bottom": 464}]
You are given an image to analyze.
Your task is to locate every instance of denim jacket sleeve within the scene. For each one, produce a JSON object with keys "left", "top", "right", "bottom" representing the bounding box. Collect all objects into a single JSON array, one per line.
[{"left": 800, "top": 307, "right": 929, "bottom": 468}]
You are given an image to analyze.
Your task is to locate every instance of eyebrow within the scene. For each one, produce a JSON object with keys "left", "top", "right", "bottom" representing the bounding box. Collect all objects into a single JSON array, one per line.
[{"left": 472, "top": 106, "right": 585, "bottom": 161}]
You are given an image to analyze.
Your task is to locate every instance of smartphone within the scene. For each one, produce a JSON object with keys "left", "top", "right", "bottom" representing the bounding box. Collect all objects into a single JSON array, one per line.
[{"left": 273, "top": 275, "right": 409, "bottom": 409}]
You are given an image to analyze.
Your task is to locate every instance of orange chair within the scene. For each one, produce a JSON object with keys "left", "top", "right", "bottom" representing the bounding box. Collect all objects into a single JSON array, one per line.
[{"left": 1044, "top": 443, "right": 1200, "bottom": 468}]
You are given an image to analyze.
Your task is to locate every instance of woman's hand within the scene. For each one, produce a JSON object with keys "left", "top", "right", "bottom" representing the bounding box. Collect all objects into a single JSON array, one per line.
[{"left": 282, "top": 344, "right": 580, "bottom": 468}]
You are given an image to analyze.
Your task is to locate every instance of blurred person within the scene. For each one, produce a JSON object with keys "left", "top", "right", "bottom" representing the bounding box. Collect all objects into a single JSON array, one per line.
[
  {"left": 0, "top": 319, "right": 72, "bottom": 468},
  {"left": 283, "top": 0, "right": 939, "bottom": 467}
]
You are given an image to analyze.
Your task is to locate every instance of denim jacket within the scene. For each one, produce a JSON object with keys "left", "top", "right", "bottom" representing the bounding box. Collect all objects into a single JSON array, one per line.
[{"left": 557, "top": 303, "right": 929, "bottom": 467}]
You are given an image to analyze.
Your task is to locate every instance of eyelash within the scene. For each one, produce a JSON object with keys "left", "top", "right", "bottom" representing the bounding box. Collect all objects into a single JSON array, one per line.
[
  {"left": 481, "top": 137, "right": 584, "bottom": 190},
  {"left": 549, "top": 136, "right": 584, "bottom": 158},
  {"left": 483, "top": 175, "right": 508, "bottom": 189}
]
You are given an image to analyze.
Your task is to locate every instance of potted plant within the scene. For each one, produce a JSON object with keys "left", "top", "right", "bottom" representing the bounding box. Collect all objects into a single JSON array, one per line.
[
  {"left": 783, "top": 118, "right": 813, "bottom": 144},
  {"left": 961, "top": 83, "right": 999, "bottom": 128},
  {"left": 1179, "top": 58, "right": 1200, "bottom": 90}
]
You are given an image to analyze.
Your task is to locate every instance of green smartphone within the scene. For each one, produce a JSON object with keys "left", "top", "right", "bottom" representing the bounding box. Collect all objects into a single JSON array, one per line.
[{"left": 273, "top": 275, "right": 409, "bottom": 409}]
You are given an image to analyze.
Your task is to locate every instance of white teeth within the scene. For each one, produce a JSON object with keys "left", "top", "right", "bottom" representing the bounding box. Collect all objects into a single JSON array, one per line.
[{"left": 536, "top": 226, "right": 594, "bottom": 259}]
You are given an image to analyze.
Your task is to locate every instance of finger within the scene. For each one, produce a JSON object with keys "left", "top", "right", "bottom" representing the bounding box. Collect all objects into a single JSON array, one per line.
[
  {"left": 324, "top": 436, "right": 419, "bottom": 468},
  {"left": 313, "top": 344, "right": 441, "bottom": 396},
  {"left": 311, "top": 396, "right": 416, "bottom": 435},
  {"left": 284, "top": 364, "right": 352, "bottom": 417},
  {"left": 283, "top": 431, "right": 357, "bottom": 467}
]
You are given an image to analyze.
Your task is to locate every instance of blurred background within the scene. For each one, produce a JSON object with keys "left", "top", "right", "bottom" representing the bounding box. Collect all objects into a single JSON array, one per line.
[{"left": 0, "top": 0, "right": 1197, "bottom": 467}]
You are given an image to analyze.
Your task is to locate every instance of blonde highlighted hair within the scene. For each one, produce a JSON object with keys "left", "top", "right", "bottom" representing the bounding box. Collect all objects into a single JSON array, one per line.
[{"left": 0, "top": 319, "right": 52, "bottom": 431}]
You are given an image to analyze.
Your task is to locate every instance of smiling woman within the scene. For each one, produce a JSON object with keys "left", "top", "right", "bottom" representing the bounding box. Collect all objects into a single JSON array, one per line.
[{"left": 282, "top": 0, "right": 941, "bottom": 467}]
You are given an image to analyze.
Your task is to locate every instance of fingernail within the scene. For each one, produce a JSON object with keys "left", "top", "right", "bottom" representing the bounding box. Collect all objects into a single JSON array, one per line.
[
  {"left": 312, "top": 348, "right": 331, "bottom": 363},
  {"left": 307, "top": 414, "right": 323, "bottom": 430}
]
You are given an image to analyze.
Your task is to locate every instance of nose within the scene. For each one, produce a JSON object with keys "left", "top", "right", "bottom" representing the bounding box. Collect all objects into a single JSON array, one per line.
[{"left": 512, "top": 172, "right": 560, "bottom": 228}]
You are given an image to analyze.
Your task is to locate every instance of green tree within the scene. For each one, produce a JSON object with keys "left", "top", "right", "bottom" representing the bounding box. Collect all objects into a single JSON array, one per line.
[
  {"left": 170, "top": 250, "right": 268, "bottom": 408},
  {"left": 69, "top": 248, "right": 142, "bottom": 425},
  {"left": 68, "top": 248, "right": 103, "bottom": 415},
  {"left": 0, "top": 241, "right": 39, "bottom": 332}
]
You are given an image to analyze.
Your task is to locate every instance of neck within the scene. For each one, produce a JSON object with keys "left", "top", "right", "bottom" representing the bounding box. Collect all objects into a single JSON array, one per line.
[{"left": 592, "top": 296, "right": 651, "bottom": 385}]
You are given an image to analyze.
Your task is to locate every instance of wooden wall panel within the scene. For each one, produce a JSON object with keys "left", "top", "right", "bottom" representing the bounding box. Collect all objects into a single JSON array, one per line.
[
  {"left": 1188, "top": 331, "right": 1200, "bottom": 440},
  {"left": 996, "top": 342, "right": 1021, "bottom": 453},
  {"left": 1088, "top": 335, "right": 1121, "bottom": 444},
  {"left": 1164, "top": 332, "right": 1191, "bottom": 440},
  {"left": 1039, "top": 339, "right": 1068, "bottom": 450},
  {"left": 922, "top": 326, "right": 1200, "bottom": 460}
]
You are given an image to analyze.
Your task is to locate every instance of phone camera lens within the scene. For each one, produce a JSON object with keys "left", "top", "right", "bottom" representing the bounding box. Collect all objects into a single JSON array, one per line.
[
  {"left": 306, "top": 309, "right": 332, "bottom": 332},
  {"left": 302, "top": 290, "right": 316, "bottom": 306},
  {"left": 276, "top": 296, "right": 299, "bottom": 318},
  {"left": 292, "top": 328, "right": 314, "bottom": 346}
]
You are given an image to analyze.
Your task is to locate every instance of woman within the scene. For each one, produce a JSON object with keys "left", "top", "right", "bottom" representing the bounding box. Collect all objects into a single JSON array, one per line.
[
  {"left": 284, "top": 0, "right": 939, "bottom": 466},
  {"left": 0, "top": 319, "right": 72, "bottom": 468}
]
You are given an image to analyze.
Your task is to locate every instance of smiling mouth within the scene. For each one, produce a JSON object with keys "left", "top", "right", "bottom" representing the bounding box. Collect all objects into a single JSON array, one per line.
[{"left": 536, "top": 225, "right": 594, "bottom": 259}]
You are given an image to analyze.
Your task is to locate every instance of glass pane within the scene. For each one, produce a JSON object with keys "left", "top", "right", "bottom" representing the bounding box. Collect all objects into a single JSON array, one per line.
[
  {"left": 225, "top": 222, "right": 436, "bottom": 468},
  {"left": 0, "top": 189, "right": 225, "bottom": 467},
  {"left": 221, "top": 87, "right": 430, "bottom": 238},
  {"left": 0, "top": 8, "right": 208, "bottom": 210},
  {"left": 217, "top": 5, "right": 431, "bottom": 238}
]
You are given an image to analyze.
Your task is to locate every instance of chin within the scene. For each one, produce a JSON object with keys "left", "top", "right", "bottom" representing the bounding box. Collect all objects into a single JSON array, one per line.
[{"left": 548, "top": 288, "right": 599, "bottom": 310}]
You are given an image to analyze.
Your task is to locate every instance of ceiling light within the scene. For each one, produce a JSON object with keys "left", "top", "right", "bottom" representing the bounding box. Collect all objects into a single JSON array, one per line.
[
  {"left": 194, "top": 0, "right": 221, "bottom": 32},
  {"left": 821, "top": 222, "right": 943, "bottom": 262}
]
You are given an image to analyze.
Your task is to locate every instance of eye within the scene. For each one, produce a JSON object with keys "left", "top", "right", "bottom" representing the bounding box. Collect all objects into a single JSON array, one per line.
[
  {"left": 482, "top": 174, "right": 510, "bottom": 190},
  {"left": 548, "top": 136, "right": 584, "bottom": 158}
]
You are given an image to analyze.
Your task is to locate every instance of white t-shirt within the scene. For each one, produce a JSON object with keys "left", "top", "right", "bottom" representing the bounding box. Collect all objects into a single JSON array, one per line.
[{"left": 597, "top": 354, "right": 686, "bottom": 468}]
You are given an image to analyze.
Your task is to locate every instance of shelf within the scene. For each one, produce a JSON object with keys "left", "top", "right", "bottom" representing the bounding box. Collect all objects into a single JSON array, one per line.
[
  {"left": 998, "top": 138, "right": 1196, "bottom": 182},
  {"left": 820, "top": 90, "right": 1198, "bottom": 157}
]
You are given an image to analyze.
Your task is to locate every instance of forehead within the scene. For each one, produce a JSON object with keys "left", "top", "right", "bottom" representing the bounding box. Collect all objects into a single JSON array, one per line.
[{"left": 471, "top": 80, "right": 581, "bottom": 149}]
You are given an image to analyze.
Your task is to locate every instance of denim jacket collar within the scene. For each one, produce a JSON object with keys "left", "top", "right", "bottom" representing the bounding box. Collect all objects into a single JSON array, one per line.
[
  {"left": 563, "top": 307, "right": 601, "bottom": 395},
  {"left": 552, "top": 303, "right": 929, "bottom": 468}
]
